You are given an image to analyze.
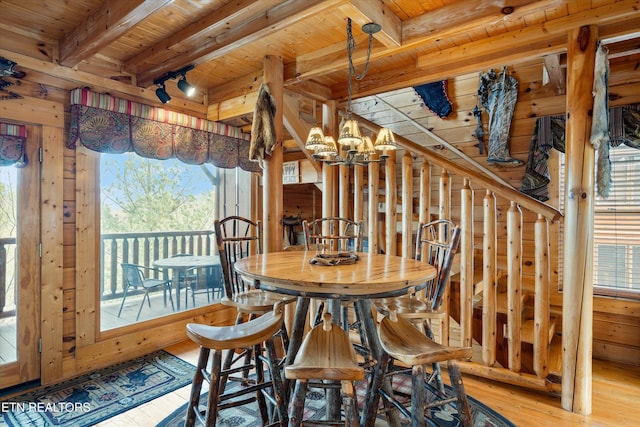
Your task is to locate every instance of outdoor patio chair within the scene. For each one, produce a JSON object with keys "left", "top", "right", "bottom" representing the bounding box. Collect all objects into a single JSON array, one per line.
[{"left": 118, "top": 263, "right": 174, "bottom": 321}]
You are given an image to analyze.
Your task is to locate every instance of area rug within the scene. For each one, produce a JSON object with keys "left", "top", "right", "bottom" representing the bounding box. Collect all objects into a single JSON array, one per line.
[
  {"left": 156, "top": 373, "right": 514, "bottom": 427},
  {"left": 0, "top": 350, "right": 195, "bottom": 427}
]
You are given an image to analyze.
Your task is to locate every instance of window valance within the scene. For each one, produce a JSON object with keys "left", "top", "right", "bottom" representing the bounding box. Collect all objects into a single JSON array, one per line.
[
  {"left": 0, "top": 122, "right": 26, "bottom": 167},
  {"left": 67, "top": 88, "right": 261, "bottom": 173}
]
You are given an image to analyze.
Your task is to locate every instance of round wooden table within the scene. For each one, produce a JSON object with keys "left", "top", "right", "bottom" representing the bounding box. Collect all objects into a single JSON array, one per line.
[{"left": 234, "top": 250, "right": 436, "bottom": 427}]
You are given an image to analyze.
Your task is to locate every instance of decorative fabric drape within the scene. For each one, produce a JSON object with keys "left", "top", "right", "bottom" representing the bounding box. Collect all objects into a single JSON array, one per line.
[
  {"left": 0, "top": 122, "right": 27, "bottom": 167},
  {"left": 520, "top": 105, "right": 640, "bottom": 201},
  {"left": 67, "top": 88, "right": 261, "bottom": 173}
]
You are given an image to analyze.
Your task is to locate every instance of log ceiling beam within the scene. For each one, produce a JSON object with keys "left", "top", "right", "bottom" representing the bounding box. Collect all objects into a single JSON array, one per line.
[
  {"left": 328, "top": 4, "right": 640, "bottom": 102},
  {"left": 291, "top": 0, "right": 555, "bottom": 82},
  {"left": 133, "top": 0, "right": 345, "bottom": 88},
  {"left": 283, "top": 92, "right": 322, "bottom": 173},
  {"left": 543, "top": 54, "right": 566, "bottom": 96},
  {"left": 59, "top": 0, "right": 174, "bottom": 67}
]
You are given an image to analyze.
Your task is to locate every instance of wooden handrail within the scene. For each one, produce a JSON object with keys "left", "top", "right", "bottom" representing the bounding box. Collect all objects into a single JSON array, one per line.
[{"left": 352, "top": 112, "right": 564, "bottom": 221}]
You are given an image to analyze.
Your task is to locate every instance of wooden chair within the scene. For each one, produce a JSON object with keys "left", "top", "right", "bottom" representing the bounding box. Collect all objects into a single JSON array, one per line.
[
  {"left": 376, "top": 309, "right": 473, "bottom": 427},
  {"left": 285, "top": 312, "right": 365, "bottom": 427},
  {"left": 214, "top": 216, "right": 295, "bottom": 387},
  {"left": 302, "top": 216, "right": 363, "bottom": 255},
  {"left": 118, "top": 263, "right": 174, "bottom": 321},
  {"left": 301, "top": 217, "right": 369, "bottom": 358},
  {"left": 185, "top": 302, "right": 287, "bottom": 427},
  {"left": 374, "top": 219, "right": 461, "bottom": 336}
]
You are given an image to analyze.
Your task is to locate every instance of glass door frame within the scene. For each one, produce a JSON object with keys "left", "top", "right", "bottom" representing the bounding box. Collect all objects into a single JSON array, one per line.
[{"left": 0, "top": 124, "right": 41, "bottom": 389}]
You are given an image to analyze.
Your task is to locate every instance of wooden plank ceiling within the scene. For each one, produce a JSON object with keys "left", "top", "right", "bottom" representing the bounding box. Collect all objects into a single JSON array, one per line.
[{"left": 1, "top": 0, "right": 640, "bottom": 151}]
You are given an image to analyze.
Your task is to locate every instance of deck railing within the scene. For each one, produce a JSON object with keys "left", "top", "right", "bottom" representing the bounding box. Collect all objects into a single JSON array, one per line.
[{"left": 100, "top": 230, "right": 216, "bottom": 300}]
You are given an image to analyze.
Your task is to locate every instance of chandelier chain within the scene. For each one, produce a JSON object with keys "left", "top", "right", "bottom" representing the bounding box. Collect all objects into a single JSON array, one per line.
[{"left": 346, "top": 18, "right": 375, "bottom": 113}]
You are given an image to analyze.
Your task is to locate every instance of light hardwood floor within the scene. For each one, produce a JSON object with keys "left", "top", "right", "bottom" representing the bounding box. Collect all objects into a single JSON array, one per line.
[{"left": 92, "top": 340, "right": 640, "bottom": 427}]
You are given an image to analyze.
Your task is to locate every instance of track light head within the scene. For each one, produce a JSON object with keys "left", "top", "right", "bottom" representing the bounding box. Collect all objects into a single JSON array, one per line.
[
  {"left": 155, "top": 85, "right": 171, "bottom": 104},
  {"left": 177, "top": 76, "right": 195, "bottom": 97},
  {"left": 152, "top": 64, "right": 195, "bottom": 103}
]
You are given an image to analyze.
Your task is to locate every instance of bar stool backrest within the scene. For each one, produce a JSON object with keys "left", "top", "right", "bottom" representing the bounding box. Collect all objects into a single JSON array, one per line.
[{"left": 214, "top": 216, "right": 263, "bottom": 299}]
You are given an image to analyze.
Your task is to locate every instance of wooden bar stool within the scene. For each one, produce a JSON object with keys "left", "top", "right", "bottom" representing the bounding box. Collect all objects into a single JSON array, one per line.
[
  {"left": 185, "top": 302, "right": 287, "bottom": 427},
  {"left": 376, "top": 309, "right": 473, "bottom": 427},
  {"left": 285, "top": 312, "right": 365, "bottom": 427}
]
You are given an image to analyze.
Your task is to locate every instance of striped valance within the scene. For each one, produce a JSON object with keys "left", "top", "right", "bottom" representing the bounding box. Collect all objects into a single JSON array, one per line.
[
  {"left": 67, "top": 88, "right": 261, "bottom": 173},
  {"left": 0, "top": 122, "right": 27, "bottom": 167}
]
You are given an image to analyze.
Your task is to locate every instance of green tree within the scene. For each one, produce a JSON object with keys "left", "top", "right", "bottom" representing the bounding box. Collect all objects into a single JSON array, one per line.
[
  {"left": 0, "top": 169, "right": 17, "bottom": 237},
  {"left": 101, "top": 154, "right": 217, "bottom": 232}
]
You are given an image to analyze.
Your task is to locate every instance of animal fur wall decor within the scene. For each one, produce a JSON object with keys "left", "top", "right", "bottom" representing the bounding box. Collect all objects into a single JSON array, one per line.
[
  {"left": 249, "top": 83, "right": 277, "bottom": 167},
  {"left": 591, "top": 43, "right": 611, "bottom": 198}
]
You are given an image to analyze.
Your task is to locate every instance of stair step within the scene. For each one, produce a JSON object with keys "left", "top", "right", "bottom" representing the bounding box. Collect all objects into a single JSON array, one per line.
[
  {"left": 474, "top": 289, "right": 527, "bottom": 315},
  {"left": 472, "top": 269, "right": 505, "bottom": 295},
  {"left": 521, "top": 316, "right": 556, "bottom": 345}
]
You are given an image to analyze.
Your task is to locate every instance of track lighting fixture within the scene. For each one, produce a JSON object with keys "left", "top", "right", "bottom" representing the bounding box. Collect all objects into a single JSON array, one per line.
[{"left": 153, "top": 64, "right": 196, "bottom": 103}]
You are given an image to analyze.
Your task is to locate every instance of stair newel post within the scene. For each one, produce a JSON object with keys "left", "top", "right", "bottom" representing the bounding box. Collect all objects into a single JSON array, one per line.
[
  {"left": 534, "top": 214, "right": 551, "bottom": 378},
  {"left": 385, "top": 150, "right": 397, "bottom": 256},
  {"left": 419, "top": 158, "right": 431, "bottom": 225},
  {"left": 507, "top": 201, "right": 522, "bottom": 372},
  {"left": 401, "top": 151, "right": 413, "bottom": 258},
  {"left": 460, "top": 178, "right": 474, "bottom": 350},
  {"left": 367, "top": 161, "right": 380, "bottom": 254},
  {"left": 482, "top": 189, "right": 497, "bottom": 366},
  {"left": 439, "top": 169, "right": 452, "bottom": 345}
]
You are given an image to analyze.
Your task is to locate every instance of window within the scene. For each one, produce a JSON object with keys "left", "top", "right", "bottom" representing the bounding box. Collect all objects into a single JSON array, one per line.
[
  {"left": 560, "top": 145, "right": 640, "bottom": 298},
  {"left": 99, "top": 152, "right": 253, "bottom": 330}
]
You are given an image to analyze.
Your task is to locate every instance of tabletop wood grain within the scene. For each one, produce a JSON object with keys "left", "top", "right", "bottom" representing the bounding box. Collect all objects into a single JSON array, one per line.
[{"left": 234, "top": 251, "right": 436, "bottom": 298}]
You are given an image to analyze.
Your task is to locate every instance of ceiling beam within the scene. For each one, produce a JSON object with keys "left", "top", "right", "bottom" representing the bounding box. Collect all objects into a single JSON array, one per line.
[
  {"left": 543, "top": 54, "right": 566, "bottom": 95},
  {"left": 292, "top": 0, "right": 556, "bottom": 82},
  {"left": 125, "top": 0, "right": 279, "bottom": 75},
  {"left": 59, "top": 0, "right": 174, "bottom": 67},
  {"left": 344, "top": 0, "right": 402, "bottom": 48},
  {"left": 283, "top": 92, "right": 322, "bottom": 173},
  {"left": 134, "top": 0, "right": 345, "bottom": 88}
]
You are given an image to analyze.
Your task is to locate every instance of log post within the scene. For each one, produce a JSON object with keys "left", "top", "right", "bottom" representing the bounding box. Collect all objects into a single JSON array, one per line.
[
  {"left": 562, "top": 25, "right": 596, "bottom": 415},
  {"left": 385, "top": 150, "right": 397, "bottom": 256},
  {"left": 368, "top": 162, "right": 380, "bottom": 254},
  {"left": 262, "top": 55, "right": 283, "bottom": 253},
  {"left": 401, "top": 151, "right": 413, "bottom": 258},
  {"left": 439, "top": 169, "right": 452, "bottom": 345},
  {"left": 353, "top": 165, "right": 364, "bottom": 226},
  {"left": 419, "top": 158, "right": 431, "bottom": 224},
  {"left": 534, "top": 214, "right": 550, "bottom": 379},
  {"left": 483, "top": 190, "right": 497, "bottom": 366},
  {"left": 460, "top": 178, "right": 474, "bottom": 349},
  {"left": 507, "top": 201, "right": 522, "bottom": 372},
  {"left": 339, "top": 164, "right": 350, "bottom": 220},
  {"left": 322, "top": 101, "right": 338, "bottom": 224}
]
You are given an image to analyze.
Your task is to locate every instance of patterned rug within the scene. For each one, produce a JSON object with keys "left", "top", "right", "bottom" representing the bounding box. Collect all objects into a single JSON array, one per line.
[
  {"left": 156, "top": 373, "right": 514, "bottom": 427},
  {"left": 0, "top": 350, "right": 195, "bottom": 427}
]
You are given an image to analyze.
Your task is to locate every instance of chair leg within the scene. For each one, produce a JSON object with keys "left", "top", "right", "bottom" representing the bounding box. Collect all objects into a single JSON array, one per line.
[
  {"left": 288, "top": 380, "right": 308, "bottom": 427},
  {"left": 117, "top": 285, "right": 130, "bottom": 318},
  {"left": 412, "top": 364, "right": 427, "bottom": 427},
  {"left": 185, "top": 347, "right": 210, "bottom": 427},
  {"left": 265, "top": 336, "right": 288, "bottom": 425},
  {"left": 342, "top": 380, "right": 360, "bottom": 427},
  {"left": 205, "top": 350, "right": 223, "bottom": 426},
  {"left": 447, "top": 360, "right": 472, "bottom": 427},
  {"left": 136, "top": 290, "right": 151, "bottom": 321}
]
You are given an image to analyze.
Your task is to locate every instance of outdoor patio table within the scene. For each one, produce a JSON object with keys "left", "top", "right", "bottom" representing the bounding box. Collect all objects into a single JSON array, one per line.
[
  {"left": 153, "top": 255, "right": 220, "bottom": 310},
  {"left": 233, "top": 250, "right": 436, "bottom": 427}
]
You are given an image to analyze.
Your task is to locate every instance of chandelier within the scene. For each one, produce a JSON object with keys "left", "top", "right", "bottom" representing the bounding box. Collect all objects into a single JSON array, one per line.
[{"left": 305, "top": 19, "right": 397, "bottom": 166}]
